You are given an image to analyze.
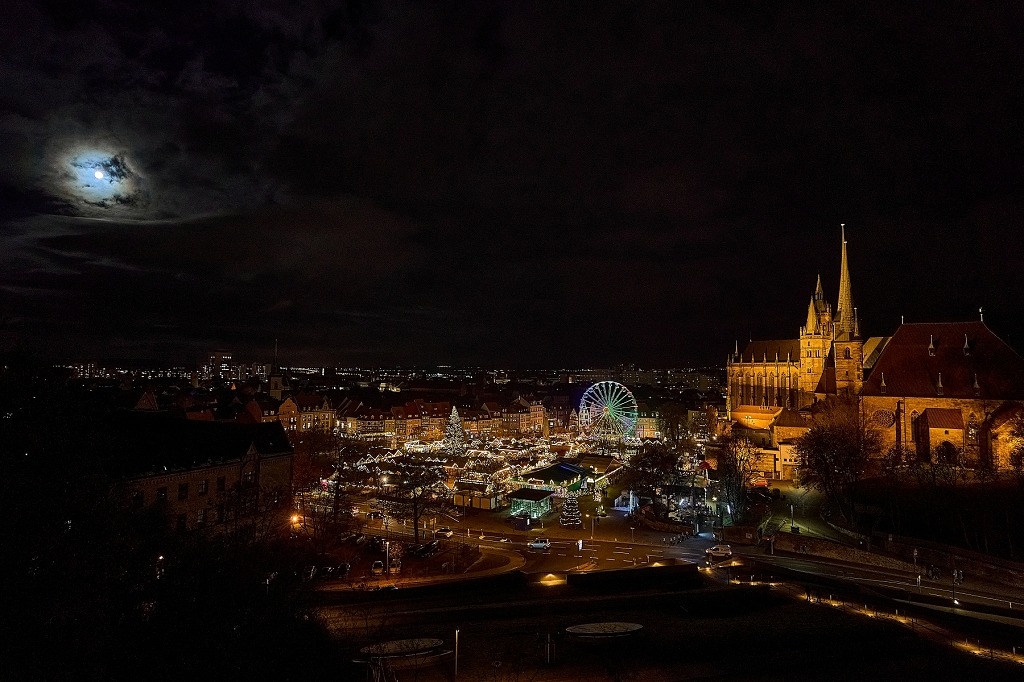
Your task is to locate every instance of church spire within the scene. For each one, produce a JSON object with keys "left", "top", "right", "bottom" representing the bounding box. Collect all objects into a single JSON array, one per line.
[{"left": 836, "top": 224, "right": 857, "bottom": 339}]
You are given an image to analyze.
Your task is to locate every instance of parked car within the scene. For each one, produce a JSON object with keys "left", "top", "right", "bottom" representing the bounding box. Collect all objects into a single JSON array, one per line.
[
  {"left": 528, "top": 537, "right": 552, "bottom": 550},
  {"left": 414, "top": 539, "right": 441, "bottom": 557},
  {"left": 705, "top": 544, "right": 733, "bottom": 560},
  {"left": 371, "top": 560, "right": 385, "bottom": 576},
  {"left": 435, "top": 527, "right": 454, "bottom": 538},
  {"left": 324, "top": 562, "right": 350, "bottom": 578},
  {"left": 749, "top": 489, "right": 772, "bottom": 502}
]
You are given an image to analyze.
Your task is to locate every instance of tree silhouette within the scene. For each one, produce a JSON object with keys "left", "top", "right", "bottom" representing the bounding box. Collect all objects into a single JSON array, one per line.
[{"left": 795, "top": 396, "right": 881, "bottom": 524}]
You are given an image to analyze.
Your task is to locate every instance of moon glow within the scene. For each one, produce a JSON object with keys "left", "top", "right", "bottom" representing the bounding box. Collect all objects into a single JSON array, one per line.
[{"left": 62, "top": 149, "right": 146, "bottom": 210}]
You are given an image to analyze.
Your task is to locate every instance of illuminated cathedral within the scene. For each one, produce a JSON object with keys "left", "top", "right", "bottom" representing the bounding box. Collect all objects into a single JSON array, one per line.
[
  {"left": 726, "top": 227, "right": 1024, "bottom": 470},
  {"left": 727, "top": 227, "right": 864, "bottom": 415}
]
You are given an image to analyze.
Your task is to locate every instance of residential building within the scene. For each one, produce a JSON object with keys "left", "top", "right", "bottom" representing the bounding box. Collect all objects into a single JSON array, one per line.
[{"left": 112, "top": 414, "right": 293, "bottom": 531}]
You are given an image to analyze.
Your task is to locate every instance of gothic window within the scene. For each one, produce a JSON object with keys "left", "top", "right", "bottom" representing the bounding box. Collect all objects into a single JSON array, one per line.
[
  {"left": 843, "top": 347, "right": 851, "bottom": 360},
  {"left": 967, "top": 414, "right": 978, "bottom": 445}
]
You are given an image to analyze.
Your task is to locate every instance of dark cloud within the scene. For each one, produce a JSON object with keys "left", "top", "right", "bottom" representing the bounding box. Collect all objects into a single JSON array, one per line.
[{"left": 2, "top": 1, "right": 1023, "bottom": 366}]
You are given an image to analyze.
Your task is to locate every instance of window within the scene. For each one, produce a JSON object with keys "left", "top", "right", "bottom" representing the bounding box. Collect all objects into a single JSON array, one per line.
[
  {"left": 157, "top": 486, "right": 167, "bottom": 501},
  {"left": 243, "top": 470, "right": 255, "bottom": 486},
  {"left": 843, "top": 347, "right": 851, "bottom": 360},
  {"left": 196, "top": 508, "right": 207, "bottom": 526},
  {"left": 215, "top": 503, "right": 225, "bottom": 522},
  {"left": 177, "top": 482, "right": 189, "bottom": 500},
  {"left": 968, "top": 415, "right": 978, "bottom": 444},
  {"left": 176, "top": 514, "right": 187, "bottom": 531},
  {"left": 217, "top": 476, "right": 226, "bottom": 492},
  {"left": 199, "top": 479, "right": 209, "bottom": 495},
  {"left": 131, "top": 490, "right": 144, "bottom": 509}
]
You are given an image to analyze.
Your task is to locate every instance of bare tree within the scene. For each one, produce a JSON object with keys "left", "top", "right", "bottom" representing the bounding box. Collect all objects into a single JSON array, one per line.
[
  {"left": 619, "top": 443, "right": 686, "bottom": 492},
  {"left": 657, "top": 402, "right": 694, "bottom": 453},
  {"left": 372, "top": 454, "right": 452, "bottom": 543},
  {"left": 715, "top": 435, "right": 758, "bottom": 524},
  {"left": 795, "top": 396, "right": 881, "bottom": 525},
  {"left": 291, "top": 429, "right": 340, "bottom": 494}
]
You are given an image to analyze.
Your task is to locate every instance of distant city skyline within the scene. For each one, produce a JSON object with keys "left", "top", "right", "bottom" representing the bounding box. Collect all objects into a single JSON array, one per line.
[{"left": 2, "top": 3, "right": 1022, "bottom": 366}]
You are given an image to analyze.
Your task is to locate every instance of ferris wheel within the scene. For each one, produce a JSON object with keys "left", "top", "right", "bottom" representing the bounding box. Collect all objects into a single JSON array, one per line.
[{"left": 578, "top": 381, "right": 638, "bottom": 440}]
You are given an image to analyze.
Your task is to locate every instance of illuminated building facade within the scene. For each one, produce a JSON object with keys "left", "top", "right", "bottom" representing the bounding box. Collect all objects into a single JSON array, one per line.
[
  {"left": 860, "top": 320, "right": 1024, "bottom": 469},
  {"left": 727, "top": 229, "right": 864, "bottom": 414}
]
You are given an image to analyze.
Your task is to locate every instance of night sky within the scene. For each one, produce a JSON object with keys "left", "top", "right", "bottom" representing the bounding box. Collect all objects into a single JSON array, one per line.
[{"left": 2, "top": 2, "right": 1022, "bottom": 368}]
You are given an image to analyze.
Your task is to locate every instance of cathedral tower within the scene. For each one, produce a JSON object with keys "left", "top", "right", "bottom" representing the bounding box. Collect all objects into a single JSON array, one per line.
[
  {"left": 833, "top": 225, "right": 864, "bottom": 397},
  {"left": 835, "top": 224, "right": 859, "bottom": 340}
]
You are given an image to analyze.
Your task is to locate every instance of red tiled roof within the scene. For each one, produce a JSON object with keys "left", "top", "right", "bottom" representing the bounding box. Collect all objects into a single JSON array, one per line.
[
  {"left": 861, "top": 322, "right": 1024, "bottom": 399},
  {"left": 920, "top": 408, "right": 963, "bottom": 430},
  {"left": 292, "top": 393, "right": 324, "bottom": 408}
]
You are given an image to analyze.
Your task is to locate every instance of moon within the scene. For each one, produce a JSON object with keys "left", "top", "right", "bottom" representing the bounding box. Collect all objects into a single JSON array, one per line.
[{"left": 63, "top": 149, "right": 147, "bottom": 211}]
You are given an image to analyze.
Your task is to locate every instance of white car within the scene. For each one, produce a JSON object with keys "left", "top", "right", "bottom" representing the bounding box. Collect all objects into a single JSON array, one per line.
[
  {"left": 528, "top": 537, "right": 552, "bottom": 550},
  {"left": 435, "top": 527, "right": 454, "bottom": 538},
  {"left": 705, "top": 544, "right": 733, "bottom": 560}
]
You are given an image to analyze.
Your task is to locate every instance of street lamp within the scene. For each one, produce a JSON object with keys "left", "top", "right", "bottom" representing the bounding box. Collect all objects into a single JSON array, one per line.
[
  {"left": 587, "top": 513, "right": 595, "bottom": 540},
  {"left": 385, "top": 540, "right": 390, "bottom": 574}
]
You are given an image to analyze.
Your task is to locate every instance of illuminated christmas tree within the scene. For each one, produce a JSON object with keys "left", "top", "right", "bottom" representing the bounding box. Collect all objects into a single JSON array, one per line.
[
  {"left": 560, "top": 491, "right": 583, "bottom": 527},
  {"left": 443, "top": 406, "right": 466, "bottom": 456}
]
